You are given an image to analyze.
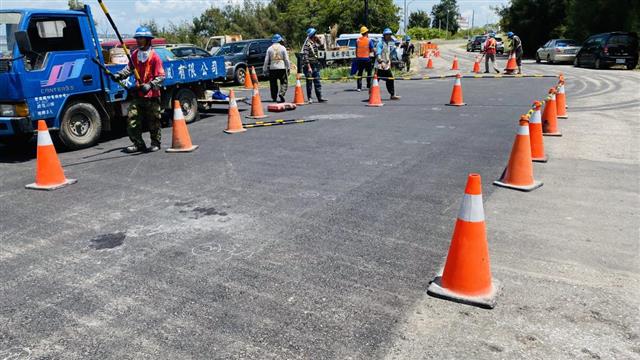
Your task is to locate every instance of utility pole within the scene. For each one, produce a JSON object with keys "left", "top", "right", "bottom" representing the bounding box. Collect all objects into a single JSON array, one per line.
[
  {"left": 364, "top": 0, "right": 369, "bottom": 27},
  {"left": 404, "top": 0, "right": 407, "bottom": 33},
  {"left": 445, "top": 10, "right": 449, "bottom": 39}
]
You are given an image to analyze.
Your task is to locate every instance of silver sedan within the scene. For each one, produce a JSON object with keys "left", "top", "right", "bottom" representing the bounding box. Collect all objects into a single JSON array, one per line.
[{"left": 536, "top": 39, "right": 581, "bottom": 64}]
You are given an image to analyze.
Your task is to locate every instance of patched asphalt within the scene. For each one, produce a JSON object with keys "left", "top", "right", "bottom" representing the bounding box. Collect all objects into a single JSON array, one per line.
[{"left": 1, "top": 74, "right": 557, "bottom": 358}]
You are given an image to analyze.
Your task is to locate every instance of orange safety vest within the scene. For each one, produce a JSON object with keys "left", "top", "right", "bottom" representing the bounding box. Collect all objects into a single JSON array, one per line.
[{"left": 356, "top": 36, "right": 371, "bottom": 59}]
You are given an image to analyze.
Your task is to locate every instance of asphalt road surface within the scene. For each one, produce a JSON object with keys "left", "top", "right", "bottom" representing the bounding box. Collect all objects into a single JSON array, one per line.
[{"left": 1, "top": 42, "right": 638, "bottom": 359}]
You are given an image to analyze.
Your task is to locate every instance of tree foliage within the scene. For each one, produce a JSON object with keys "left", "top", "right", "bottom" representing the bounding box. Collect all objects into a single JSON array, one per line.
[
  {"left": 409, "top": 10, "right": 431, "bottom": 29},
  {"left": 431, "top": 0, "right": 460, "bottom": 33},
  {"left": 142, "top": 0, "right": 399, "bottom": 48},
  {"left": 496, "top": 0, "right": 640, "bottom": 56}
]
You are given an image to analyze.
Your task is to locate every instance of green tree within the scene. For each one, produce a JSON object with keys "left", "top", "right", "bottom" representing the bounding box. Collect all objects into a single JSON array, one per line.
[
  {"left": 495, "top": 0, "right": 568, "bottom": 56},
  {"left": 564, "top": 0, "right": 640, "bottom": 42},
  {"left": 431, "top": 0, "right": 460, "bottom": 33},
  {"left": 409, "top": 10, "right": 431, "bottom": 28}
]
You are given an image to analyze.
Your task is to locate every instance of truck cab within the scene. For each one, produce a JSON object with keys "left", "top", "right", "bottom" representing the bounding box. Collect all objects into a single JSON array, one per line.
[{"left": 1, "top": 6, "right": 225, "bottom": 149}]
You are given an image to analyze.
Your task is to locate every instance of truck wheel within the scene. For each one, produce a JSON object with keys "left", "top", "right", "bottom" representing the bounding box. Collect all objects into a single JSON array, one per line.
[
  {"left": 175, "top": 88, "right": 200, "bottom": 124},
  {"left": 234, "top": 66, "right": 247, "bottom": 85},
  {"left": 58, "top": 101, "right": 102, "bottom": 150}
]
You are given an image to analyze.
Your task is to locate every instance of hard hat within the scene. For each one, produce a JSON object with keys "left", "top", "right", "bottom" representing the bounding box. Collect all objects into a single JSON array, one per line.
[
  {"left": 306, "top": 28, "right": 317, "bottom": 37},
  {"left": 383, "top": 28, "right": 393, "bottom": 36},
  {"left": 360, "top": 26, "right": 369, "bottom": 34},
  {"left": 507, "top": 31, "right": 514, "bottom": 38},
  {"left": 272, "top": 34, "right": 283, "bottom": 43},
  {"left": 134, "top": 26, "right": 154, "bottom": 39},
  {"left": 404, "top": 35, "right": 411, "bottom": 41}
]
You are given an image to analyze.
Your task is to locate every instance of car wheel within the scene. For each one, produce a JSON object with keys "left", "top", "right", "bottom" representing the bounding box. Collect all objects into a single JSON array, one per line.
[
  {"left": 573, "top": 57, "right": 580, "bottom": 67},
  {"left": 626, "top": 61, "right": 637, "bottom": 70},
  {"left": 535, "top": 53, "right": 541, "bottom": 63},
  {"left": 547, "top": 54, "right": 553, "bottom": 64},
  {"left": 174, "top": 88, "right": 200, "bottom": 124},
  {"left": 234, "top": 66, "right": 247, "bottom": 85},
  {"left": 58, "top": 101, "right": 102, "bottom": 150}
]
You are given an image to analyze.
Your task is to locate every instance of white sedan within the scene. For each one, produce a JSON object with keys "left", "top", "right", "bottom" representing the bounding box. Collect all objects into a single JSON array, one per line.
[{"left": 536, "top": 39, "right": 581, "bottom": 64}]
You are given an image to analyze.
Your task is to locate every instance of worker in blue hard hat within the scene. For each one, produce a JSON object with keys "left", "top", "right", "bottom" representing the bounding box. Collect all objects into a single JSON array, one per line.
[
  {"left": 301, "top": 27, "right": 327, "bottom": 103},
  {"left": 400, "top": 35, "right": 415, "bottom": 71},
  {"left": 375, "top": 28, "right": 400, "bottom": 100},
  {"left": 507, "top": 31, "right": 523, "bottom": 74},
  {"left": 263, "top": 34, "right": 290, "bottom": 103},
  {"left": 113, "top": 26, "right": 165, "bottom": 153}
]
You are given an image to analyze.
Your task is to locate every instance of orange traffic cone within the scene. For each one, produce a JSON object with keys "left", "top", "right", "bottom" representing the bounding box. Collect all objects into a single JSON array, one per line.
[
  {"left": 451, "top": 56, "right": 459, "bottom": 70},
  {"left": 367, "top": 75, "right": 383, "bottom": 107},
  {"left": 446, "top": 74, "right": 466, "bottom": 106},
  {"left": 556, "top": 79, "right": 568, "bottom": 119},
  {"left": 493, "top": 116, "right": 543, "bottom": 191},
  {"left": 166, "top": 100, "right": 199, "bottom": 153},
  {"left": 427, "top": 173, "right": 498, "bottom": 309},
  {"left": 247, "top": 83, "right": 268, "bottom": 119},
  {"left": 292, "top": 73, "right": 305, "bottom": 106},
  {"left": 243, "top": 67, "right": 253, "bottom": 89},
  {"left": 529, "top": 101, "right": 547, "bottom": 163},
  {"left": 542, "top": 88, "right": 562, "bottom": 136},
  {"left": 504, "top": 52, "right": 517, "bottom": 74},
  {"left": 472, "top": 56, "right": 481, "bottom": 73},
  {"left": 250, "top": 66, "right": 259, "bottom": 86},
  {"left": 224, "top": 89, "right": 246, "bottom": 134},
  {"left": 426, "top": 56, "right": 434, "bottom": 69},
  {"left": 26, "top": 120, "right": 77, "bottom": 190}
]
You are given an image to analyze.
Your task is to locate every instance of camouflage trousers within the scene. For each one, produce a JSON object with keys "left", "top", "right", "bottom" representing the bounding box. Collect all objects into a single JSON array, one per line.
[{"left": 127, "top": 97, "right": 162, "bottom": 148}]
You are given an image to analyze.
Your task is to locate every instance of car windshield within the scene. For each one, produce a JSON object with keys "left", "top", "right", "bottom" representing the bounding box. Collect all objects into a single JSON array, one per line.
[
  {"left": 0, "top": 12, "right": 22, "bottom": 59},
  {"left": 556, "top": 40, "right": 578, "bottom": 47},
  {"left": 216, "top": 42, "right": 247, "bottom": 56}
]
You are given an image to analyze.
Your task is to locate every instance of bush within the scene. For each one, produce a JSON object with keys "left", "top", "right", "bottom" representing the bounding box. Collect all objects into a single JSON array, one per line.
[{"left": 406, "top": 27, "right": 450, "bottom": 40}]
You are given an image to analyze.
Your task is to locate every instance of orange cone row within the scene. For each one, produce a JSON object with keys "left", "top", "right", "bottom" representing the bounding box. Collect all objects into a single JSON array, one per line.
[{"left": 428, "top": 77, "right": 571, "bottom": 308}]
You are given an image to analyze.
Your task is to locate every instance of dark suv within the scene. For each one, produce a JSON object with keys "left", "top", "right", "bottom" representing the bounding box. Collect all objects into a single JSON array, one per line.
[
  {"left": 467, "top": 35, "right": 487, "bottom": 52},
  {"left": 214, "top": 39, "right": 271, "bottom": 84},
  {"left": 574, "top": 32, "right": 638, "bottom": 70}
]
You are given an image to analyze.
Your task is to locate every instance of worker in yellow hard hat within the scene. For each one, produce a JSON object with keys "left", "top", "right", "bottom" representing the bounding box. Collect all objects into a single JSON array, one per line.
[{"left": 353, "top": 26, "right": 375, "bottom": 91}]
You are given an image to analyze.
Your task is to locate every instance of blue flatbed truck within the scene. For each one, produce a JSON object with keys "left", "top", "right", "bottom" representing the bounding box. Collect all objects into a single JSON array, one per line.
[{"left": 0, "top": 5, "right": 226, "bottom": 149}]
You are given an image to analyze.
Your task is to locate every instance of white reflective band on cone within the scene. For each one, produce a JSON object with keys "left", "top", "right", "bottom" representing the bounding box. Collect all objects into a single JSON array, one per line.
[
  {"left": 558, "top": 85, "right": 565, "bottom": 94},
  {"left": 551, "top": 94, "right": 556, "bottom": 101},
  {"left": 174, "top": 108, "right": 184, "bottom": 120},
  {"left": 458, "top": 194, "right": 485, "bottom": 222},
  {"left": 517, "top": 125, "right": 530, "bottom": 135},
  {"left": 455, "top": 78, "right": 461, "bottom": 85},
  {"left": 37, "top": 130, "right": 53, "bottom": 146},
  {"left": 230, "top": 98, "right": 237, "bottom": 107},
  {"left": 530, "top": 110, "right": 542, "bottom": 124},
  {"left": 296, "top": 80, "right": 301, "bottom": 86}
]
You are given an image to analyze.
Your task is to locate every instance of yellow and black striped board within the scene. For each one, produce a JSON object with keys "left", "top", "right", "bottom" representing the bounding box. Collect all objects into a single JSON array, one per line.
[{"left": 243, "top": 119, "right": 316, "bottom": 129}]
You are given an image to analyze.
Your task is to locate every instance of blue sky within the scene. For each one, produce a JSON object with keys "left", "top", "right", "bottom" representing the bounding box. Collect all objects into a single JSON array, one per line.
[{"left": 1, "top": 0, "right": 509, "bottom": 34}]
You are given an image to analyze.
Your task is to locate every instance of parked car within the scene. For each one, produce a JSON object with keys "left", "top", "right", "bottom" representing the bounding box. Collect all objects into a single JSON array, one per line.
[
  {"left": 536, "top": 39, "right": 581, "bottom": 64},
  {"left": 495, "top": 37, "right": 505, "bottom": 55},
  {"left": 165, "top": 44, "right": 212, "bottom": 58},
  {"left": 466, "top": 35, "right": 487, "bottom": 52},
  {"left": 574, "top": 32, "right": 638, "bottom": 70},
  {"left": 214, "top": 39, "right": 271, "bottom": 84}
]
